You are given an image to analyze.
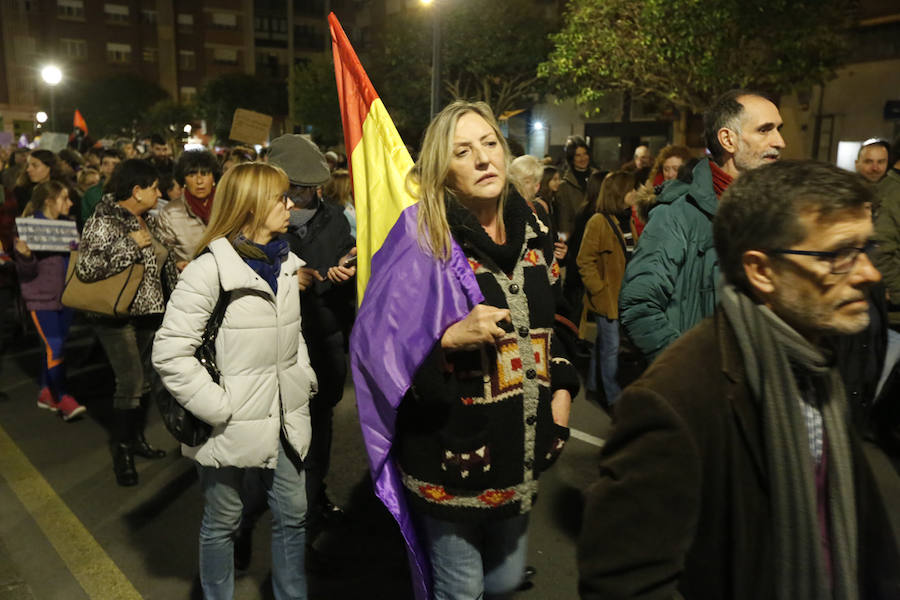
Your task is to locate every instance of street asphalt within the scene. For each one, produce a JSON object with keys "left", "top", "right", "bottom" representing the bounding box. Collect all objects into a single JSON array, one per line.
[
  {"left": 3, "top": 313, "right": 900, "bottom": 599},
  {"left": 0, "top": 316, "right": 614, "bottom": 599}
]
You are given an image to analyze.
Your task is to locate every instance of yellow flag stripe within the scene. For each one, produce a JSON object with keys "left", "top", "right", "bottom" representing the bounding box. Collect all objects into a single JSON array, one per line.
[{"left": 351, "top": 98, "right": 417, "bottom": 302}]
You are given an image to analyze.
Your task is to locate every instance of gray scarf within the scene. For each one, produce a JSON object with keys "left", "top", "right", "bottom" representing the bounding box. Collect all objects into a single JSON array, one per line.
[{"left": 720, "top": 284, "right": 857, "bottom": 600}]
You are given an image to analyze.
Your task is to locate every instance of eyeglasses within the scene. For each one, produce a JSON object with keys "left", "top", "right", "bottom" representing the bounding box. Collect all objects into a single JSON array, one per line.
[
  {"left": 286, "top": 185, "right": 318, "bottom": 206},
  {"left": 767, "top": 239, "right": 878, "bottom": 275}
]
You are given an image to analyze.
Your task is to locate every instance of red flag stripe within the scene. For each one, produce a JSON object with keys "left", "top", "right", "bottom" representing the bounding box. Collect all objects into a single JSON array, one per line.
[{"left": 329, "top": 13, "right": 379, "bottom": 159}]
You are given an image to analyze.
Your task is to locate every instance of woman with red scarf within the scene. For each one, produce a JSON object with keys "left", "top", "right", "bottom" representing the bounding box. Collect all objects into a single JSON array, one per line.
[{"left": 158, "top": 150, "right": 220, "bottom": 270}]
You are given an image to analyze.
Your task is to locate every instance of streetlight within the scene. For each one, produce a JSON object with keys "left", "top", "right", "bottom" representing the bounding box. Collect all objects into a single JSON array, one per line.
[
  {"left": 40, "top": 65, "right": 63, "bottom": 132},
  {"left": 35, "top": 111, "right": 48, "bottom": 124},
  {"left": 421, "top": 0, "right": 441, "bottom": 118}
]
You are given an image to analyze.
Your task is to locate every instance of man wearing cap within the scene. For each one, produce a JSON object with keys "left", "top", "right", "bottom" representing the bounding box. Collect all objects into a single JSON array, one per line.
[{"left": 272, "top": 135, "right": 356, "bottom": 528}]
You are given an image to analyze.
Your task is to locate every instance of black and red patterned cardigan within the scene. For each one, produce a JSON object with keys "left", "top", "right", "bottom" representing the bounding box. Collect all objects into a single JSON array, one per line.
[{"left": 395, "top": 190, "right": 581, "bottom": 522}]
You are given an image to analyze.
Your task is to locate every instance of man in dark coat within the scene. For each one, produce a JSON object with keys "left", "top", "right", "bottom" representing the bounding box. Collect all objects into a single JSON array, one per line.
[
  {"left": 269, "top": 134, "right": 356, "bottom": 526},
  {"left": 578, "top": 160, "right": 900, "bottom": 599}
]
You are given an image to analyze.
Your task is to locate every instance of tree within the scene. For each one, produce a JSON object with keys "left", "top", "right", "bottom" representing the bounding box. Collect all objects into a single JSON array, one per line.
[
  {"left": 66, "top": 74, "right": 169, "bottom": 138},
  {"left": 365, "top": 0, "right": 557, "bottom": 143},
  {"left": 293, "top": 54, "right": 343, "bottom": 147},
  {"left": 439, "top": 0, "right": 555, "bottom": 115},
  {"left": 539, "top": 0, "right": 858, "bottom": 113},
  {"left": 195, "top": 73, "right": 288, "bottom": 141},
  {"left": 143, "top": 100, "right": 196, "bottom": 141}
]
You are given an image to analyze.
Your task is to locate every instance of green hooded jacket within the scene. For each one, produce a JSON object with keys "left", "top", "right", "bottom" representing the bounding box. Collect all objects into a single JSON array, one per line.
[{"left": 619, "top": 158, "right": 720, "bottom": 361}]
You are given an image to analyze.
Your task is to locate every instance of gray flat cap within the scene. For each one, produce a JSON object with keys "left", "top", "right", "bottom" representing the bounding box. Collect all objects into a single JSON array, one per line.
[{"left": 268, "top": 134, "right": 331, "bottom": 186}]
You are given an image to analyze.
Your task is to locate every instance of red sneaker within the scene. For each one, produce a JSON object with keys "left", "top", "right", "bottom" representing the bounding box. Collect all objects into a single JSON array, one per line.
[
  {"left": 37, "top": 388, "right": 58, "bottom": 412},
  {"left": 57, "top": 395, "right": 86, "bottom": 421}
]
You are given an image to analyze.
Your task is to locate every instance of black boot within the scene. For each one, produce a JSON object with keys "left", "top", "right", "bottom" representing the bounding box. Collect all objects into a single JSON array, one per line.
[
  {"left": 112, "top": 409, "right": 138, "bottom": 486},
  {"left": 131, "top": 396, "right": 166, "bottom": 459}
]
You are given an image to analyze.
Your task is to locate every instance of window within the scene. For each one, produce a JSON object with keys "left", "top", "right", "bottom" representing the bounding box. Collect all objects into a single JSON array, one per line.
[
  {"left": 295, "top": 24, "right": 325, "bottom": 50},
  {"left": 13, "top": 0, "right": 35, "bottom": 12},
  {"left": 104, "top": 3, "right": 129, "bottom": 23},
  {"left": 177, "top": 13, "right": 194, "bottom": 26},
  {"left": 140, "top": 9, "right": 158, "bottom": 25},
  {"left": 106, "top": 42, "right": 132, "bottom": 63},
  {"left": 14, "top": 36, "right": 36, "bottom": 62},
  {"left": 178, "top": 50, "right": 196, "bottom": 70},
  {"left": 57, "top": 0, "right": 85, "bottom": 20},
  {"left": 212, "top": 47, "right": 239, "bottom": 65},
  {"left": 180, "top": 87, "right": 197, "bottom": 103},
  {"left": 211, "top": 12, "right": 237, "bottom": 30},
  {"left": 143, "top": 47, "right": 158, "bottom": 63},
  {"left": 61, "top": 38, "right": 88, "bottom": 60}
]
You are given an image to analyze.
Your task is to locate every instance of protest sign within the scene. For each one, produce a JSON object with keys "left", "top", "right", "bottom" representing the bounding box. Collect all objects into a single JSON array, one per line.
[
  {"left": 15, "top": 218, "right": 79, "bottom": 252},
  {"left": 228, "top": 109, "right": 272, "bottom": 145},
  {"left": 36, "top": 132, "right": 69, "bottom": 153}
]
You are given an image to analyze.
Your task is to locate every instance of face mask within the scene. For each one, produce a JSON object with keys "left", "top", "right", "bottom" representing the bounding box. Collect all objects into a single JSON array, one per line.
[{"left": 288, "top": 207, "right": 317, "bottom": 237}]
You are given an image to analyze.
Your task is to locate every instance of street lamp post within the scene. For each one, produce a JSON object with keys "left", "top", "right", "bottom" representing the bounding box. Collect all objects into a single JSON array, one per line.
[
  {"left": 40, "top": 65, "right": 62, "bottom": 133},
  {"left": 422, "top": 0, "right": 441, "bottom": 119}
]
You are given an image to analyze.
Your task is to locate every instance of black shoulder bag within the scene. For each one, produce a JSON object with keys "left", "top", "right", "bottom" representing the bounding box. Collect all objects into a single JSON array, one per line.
[{"left": 154, "top": 284, "right": 232, "bottom": 447}]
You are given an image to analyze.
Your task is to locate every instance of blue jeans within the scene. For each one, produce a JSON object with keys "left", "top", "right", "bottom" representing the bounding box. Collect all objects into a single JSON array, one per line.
[
  {"left": 419, "top": 512, "right": 530, "bottom": 600},
  {"left": 197, "top": 438, "right": 308, "bottom": 600},
  {"left": 589, "top": 316, "right": 621, "bottom": 405}
]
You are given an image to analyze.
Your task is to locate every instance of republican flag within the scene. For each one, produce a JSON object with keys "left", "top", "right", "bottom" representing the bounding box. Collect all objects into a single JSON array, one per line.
[
  {"left": 330, "top": 13, "right": 483, "bottom": 600},
  {"left": 329, "top": 12, "right": 415, "bottom": 302}
]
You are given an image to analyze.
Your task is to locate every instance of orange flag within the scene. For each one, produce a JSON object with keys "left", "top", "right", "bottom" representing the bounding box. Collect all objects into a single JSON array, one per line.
[{"left": 73, "top": 110, "right": 88, "bottom": 135}]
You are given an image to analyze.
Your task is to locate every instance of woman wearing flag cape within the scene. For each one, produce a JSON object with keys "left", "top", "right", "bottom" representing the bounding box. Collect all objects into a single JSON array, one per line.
[{"left": 355, "top": 101, "right": 580, "bottom": 599}]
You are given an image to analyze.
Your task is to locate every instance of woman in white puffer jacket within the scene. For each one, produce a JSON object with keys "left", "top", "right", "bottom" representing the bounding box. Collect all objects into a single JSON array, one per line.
[{"left": 152, "top": 162, "right": 315, "bottom": 600}]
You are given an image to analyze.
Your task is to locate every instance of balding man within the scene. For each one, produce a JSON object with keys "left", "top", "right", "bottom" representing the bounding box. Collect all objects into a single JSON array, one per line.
[
  {"left": 619, "top": 89, "right": 785, "bottom": 362},
  {"left": 856, "top": 140, "right": 889, "bottom": 184},
  {"left": 874, "top": 138, "right": 900, "bottom": 304}
]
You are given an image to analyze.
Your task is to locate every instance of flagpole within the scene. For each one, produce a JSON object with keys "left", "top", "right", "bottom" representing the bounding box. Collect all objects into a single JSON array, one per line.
[{"left": 428, "top": 1, "right": 441, "bottom": 118}]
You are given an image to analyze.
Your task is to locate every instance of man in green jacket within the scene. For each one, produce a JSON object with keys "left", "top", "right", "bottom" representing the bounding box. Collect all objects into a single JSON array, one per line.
[
  {"left": 80, "top": 149, "right": 123, "bottom": 222},
  {"left": 619, "top": 89, "right": 785, "bottom": 361},
  {"left": 873, "top": 138, "right": 900, "bottom": 305}
]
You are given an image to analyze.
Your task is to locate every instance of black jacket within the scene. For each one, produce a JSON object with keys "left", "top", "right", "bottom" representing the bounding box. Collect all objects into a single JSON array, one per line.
[
  {"left": 396, "top": 192, "right": 580, "bottom": 522},
  {"left": 280, "top": 199, "right": 356, "bottom": 344}
]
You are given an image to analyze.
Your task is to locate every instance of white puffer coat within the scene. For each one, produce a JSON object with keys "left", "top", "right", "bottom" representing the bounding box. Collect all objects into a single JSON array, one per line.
[{"left": 152, "top": 237, "right": 316, "bottom": 468}]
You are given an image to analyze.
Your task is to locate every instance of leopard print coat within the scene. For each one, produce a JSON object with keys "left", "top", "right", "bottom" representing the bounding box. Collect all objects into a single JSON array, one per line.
[{"left": 76, "top": 195, "right": 178, "bottom": 316}]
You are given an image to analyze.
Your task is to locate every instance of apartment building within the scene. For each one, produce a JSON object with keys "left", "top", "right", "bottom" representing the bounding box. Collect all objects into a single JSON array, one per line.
[{"left": 0, "top": 0, "right": 259, "bottom": 136}]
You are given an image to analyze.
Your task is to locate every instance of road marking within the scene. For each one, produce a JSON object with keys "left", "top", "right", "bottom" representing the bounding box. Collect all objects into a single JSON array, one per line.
[
  {"left": 570, "top": 427, "right": 605, "bottom": 448},
  {"left": 0, "top": 424, "right": 143, "bottom": 600}
]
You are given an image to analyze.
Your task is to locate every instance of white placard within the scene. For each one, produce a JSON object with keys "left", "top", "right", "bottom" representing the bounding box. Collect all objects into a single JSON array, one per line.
[
  {"left": 36, "top": 132, "right": 70, "bottom": 153},
  {"left": 15, "top": 218, "right": 79, "bottom": 252}
]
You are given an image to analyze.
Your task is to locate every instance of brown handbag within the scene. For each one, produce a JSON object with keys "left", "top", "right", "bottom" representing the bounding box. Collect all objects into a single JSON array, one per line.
[{"left": 61, "top": 251, "right": 144, "bottom": 317}]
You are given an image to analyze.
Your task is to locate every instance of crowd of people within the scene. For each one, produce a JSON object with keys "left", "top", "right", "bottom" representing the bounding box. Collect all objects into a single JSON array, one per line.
[
  {"left": 1, "top": 87, "right": 900, "bottom": 599},
  {"left": 0, "top": 133, "right": 356, "bottom": 598}
]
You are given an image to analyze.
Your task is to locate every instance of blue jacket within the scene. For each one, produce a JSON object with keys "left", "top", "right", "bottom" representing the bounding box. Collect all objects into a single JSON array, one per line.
[{"left": 619, "top": 158, "right": 720, "bottom": 360}]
